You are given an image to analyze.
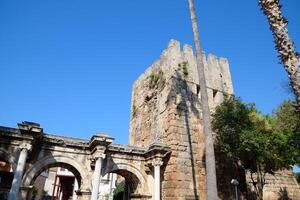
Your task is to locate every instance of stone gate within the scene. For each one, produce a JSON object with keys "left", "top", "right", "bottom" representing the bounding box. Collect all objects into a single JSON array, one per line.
[{"left": 0, "top": 121, "right": 170, "bottom": 200}]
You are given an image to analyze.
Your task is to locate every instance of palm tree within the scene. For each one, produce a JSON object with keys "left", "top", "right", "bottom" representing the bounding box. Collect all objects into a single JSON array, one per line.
[
  {"left": 187, "top": 0, "right": 218, "bottom": 199},
  {"left": 259, "top": 0, "right": 300, "bottom": 111}
]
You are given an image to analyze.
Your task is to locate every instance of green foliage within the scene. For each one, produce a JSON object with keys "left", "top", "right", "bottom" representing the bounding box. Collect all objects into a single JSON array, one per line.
[
  {"left": 149, "top": 70, "right": 165, "bottom": 89},
  {"left": 113, "top": 181, "right": 125, "bottom": 200},
  {"left": 41, "top": 190, "right": 50, "bottom": 200},
  {"left": 272, "top": 100, "right": 300, "bottom": 165},
  {"left": 273, "top": 100, "right": 299, "bottom": 133},
  {"left": 212, "top": 96, "right": 253, "bottom": 159},
  {"left": 132, "top": 102, "right": 137, "bottom": 117},
  {"left": 32, "top": 186, "right": 38, "bottom": 198},
  {"left": 104, "top": 194, "right": 109, "bottom": 200},
  {"left": 212, "top": 96, "right": 300, "bottom": 199},
  {"left": 0, "top": 192, "right": 7, "bottom": 200},
  {"left": 178, "top": 62, "right": 189, "bottom": 78},
  {"left": 212, "top": 97, "right": 299, "bottom": 170}
]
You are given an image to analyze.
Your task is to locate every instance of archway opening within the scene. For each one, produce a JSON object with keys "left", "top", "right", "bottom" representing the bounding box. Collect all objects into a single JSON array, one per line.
[
  {"left": 0, "top": 159, "right": 13, "bottom": 199},
  {"left": 102, "top": 169, "right": 141, "bottom": 200},
  {"left": 96, "top": 172, "right": 118, "bottom": 200},
  {"left": 28, "top": 163, "right": 81, "bottom": 200}
]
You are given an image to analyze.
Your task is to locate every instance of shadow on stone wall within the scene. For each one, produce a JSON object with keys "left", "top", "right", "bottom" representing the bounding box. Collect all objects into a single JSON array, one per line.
[
  {"left": 166, "top": 70, "right": 201, "bottom": 199},
  {"left": 278, "top": 187, "right": 292, "bottom": 200},
  {"left": 166, "top": 68, "right": 248, "bottom": 199}
]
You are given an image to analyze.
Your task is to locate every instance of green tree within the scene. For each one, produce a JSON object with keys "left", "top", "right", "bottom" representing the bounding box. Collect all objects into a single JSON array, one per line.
[
  {"left": 272, "top": 100, "right": 300, "bottom": 165},
  {"left": 212, "top": 96, "right": 299, "bottom": 200},
  {"left": 113, "top": 181, "right": 125, "bottom": 200},
  {"left": 187, "top": 1, "right": 218, "bottom": 199},
  {"left": 259, "top": 0, "right": 300, "bottom": 110}
]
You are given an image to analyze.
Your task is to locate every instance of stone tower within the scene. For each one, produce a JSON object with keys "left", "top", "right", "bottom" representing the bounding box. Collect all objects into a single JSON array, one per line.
[
  {"left": 129, "top": 40, "right": 300, "bottom": 200},
  {"left": 129, "top": 40, "right": 233, "bottom": 200}
]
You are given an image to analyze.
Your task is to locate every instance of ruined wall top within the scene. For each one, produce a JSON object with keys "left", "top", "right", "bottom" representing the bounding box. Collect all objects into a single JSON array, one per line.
[
  {"left": 129, "top": 39, "right": 234, "bottom": 147},
  {"left": 132, "top": 39, "right": 234, "bottom": 97}
]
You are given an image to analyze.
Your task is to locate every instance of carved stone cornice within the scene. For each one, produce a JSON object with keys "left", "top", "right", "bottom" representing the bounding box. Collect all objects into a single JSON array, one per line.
[
  {"left": 18, "top": 121, "right": 43, "bottom": 133},
  {"left": 89, "top": 133, "right": 114, "bottom": 154},
  {"left": 145, "top": 142, "right": 171, "bottom": 161}
]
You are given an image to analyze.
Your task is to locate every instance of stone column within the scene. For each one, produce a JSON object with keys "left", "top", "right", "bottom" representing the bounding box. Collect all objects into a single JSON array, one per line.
[
  {"left": 91, "top": 155, "right": 104, "bottom": 200},
  {"left": 152, "top": 158, "right": 163, "bottom": 200},
  {"left": 108, "top": 173, "right": 116, "bottom": 200},
  {"left": 8, "top": 143, "right": 32, "bottom": 200},
  {"left": 72, "top": 179, "right": 78, "bottom": 200}
]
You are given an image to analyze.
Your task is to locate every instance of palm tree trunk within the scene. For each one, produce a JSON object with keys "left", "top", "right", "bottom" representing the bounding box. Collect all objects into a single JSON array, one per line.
[
  {"left": 187, "top": 0, "right": 218, "bottom": 199},
  {"left": 259, "top": 0, "right": 300, "bottom": 111}
]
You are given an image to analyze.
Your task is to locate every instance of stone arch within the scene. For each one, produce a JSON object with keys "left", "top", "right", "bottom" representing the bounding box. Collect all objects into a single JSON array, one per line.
[
  {"left": 103, "top": 162, "right": 149, "bottom": 195},
  {"left": 0, "top": 147, "right": 17, "bottom": 171},
  {"left": 22, "top": 155, "right": 91, "bottom": 191}
]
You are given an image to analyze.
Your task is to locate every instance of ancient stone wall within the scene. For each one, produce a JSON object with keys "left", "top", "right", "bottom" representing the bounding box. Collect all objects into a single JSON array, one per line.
[
  {"left": 247, "top": 170, "right": 300, "bottom": 200},
  {"left": 129, "top": 39, "right": 300, "bottom": 200},
  {"left": 129, "top": 40, "right": 233, "bottom": 200}
]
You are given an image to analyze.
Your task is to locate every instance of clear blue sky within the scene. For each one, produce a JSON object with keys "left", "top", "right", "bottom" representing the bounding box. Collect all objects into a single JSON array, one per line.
[{"left": 0, "top": 0, "right": 299, "bottom": 145}]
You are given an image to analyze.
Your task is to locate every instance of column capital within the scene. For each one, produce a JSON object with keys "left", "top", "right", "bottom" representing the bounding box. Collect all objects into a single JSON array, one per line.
[
  {"left": 152, "top": 157, "right": 163, "bottom": 167},
  {"left": 19, "top": 143, "right": 32, "bottom": 152},
  {"left": 92, "top": 152, "right": 106, "bottom": 160}
]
